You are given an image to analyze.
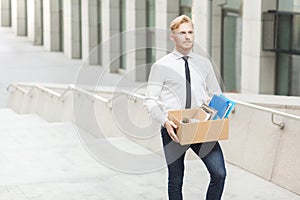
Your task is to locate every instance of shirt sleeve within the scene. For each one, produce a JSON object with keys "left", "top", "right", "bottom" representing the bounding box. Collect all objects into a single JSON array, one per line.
[
  {"left": 206, "top": 60, "right": 222, "bottom": 96},
  {"left": 143, "top": 63, "right": 168, "bottom": 125}
]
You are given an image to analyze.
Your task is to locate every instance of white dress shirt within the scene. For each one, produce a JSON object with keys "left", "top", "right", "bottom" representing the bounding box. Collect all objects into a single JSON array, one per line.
[{"left": 144, "top": 49, "right": 221, "bottom": 125}]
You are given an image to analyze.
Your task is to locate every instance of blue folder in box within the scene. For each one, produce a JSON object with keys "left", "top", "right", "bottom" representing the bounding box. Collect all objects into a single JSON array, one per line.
[{"left": 208, "top": 94, "right": 236, "bottom": 119}]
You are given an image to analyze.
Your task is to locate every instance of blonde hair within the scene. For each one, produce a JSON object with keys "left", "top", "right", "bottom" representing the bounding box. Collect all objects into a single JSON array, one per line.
[{"left": 170, "top": 15, "right": 193, "bottom": 32}]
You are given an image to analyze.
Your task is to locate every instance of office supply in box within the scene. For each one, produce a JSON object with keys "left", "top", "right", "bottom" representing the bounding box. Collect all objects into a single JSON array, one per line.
[
  {"left": 200, "top": 103, "right": 218, "bottom": 120},
  {"left": 208, "top": 94, "right": 236, "bottom": 119}
]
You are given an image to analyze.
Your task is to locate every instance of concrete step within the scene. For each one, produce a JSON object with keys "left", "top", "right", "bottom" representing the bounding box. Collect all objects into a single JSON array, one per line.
[
  {"left": 0, "top": 108, "right": 48, "bottom": 128},
  {"left": 0, "top": 122, "right": 80, "bottom": 150},
  {"left": 0, "top": 108, "right": 18, "bottom": 117},
  {"left": 0, "top": 83, "right": 8, "bottom": 108}
]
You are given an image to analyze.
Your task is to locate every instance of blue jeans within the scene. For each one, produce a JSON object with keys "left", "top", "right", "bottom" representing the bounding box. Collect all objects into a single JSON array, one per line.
[{"left": 161, "top": 127, "right": 226, "bottom": 200}]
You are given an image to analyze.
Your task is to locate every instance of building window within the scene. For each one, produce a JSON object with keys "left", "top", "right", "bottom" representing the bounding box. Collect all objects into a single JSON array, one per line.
[
  {"left": 120, "top": 0, "right": 126, "bottom": 69},
  {"left": 262, "top": 9, "right": 300, "bottom": 95},
  {"left": 220, "top": 0, "right": 243, "bottom": 92},
  {"left": 97, "top": 0, "right": 102, "bottom": 65},
  {"left": 146, "top": 0, "right": 155, "bottom": 67},
  {"left": 180, "top": 0, "right": 192, "bottom": 17},
  {"left": 262, "top": 11, "right": 300, "bottom": 54},
  {"left": 59, "top": 0, "right": 64, "bottom": 51}
]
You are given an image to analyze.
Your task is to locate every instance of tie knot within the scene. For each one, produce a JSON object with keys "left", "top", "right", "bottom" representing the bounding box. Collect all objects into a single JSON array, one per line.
[{"left": 182, "top": 56, "right": 189, "bottom": 62}]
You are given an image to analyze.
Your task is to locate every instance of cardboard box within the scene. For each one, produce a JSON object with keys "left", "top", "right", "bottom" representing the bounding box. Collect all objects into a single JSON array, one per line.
[{"left": 168, "top": 108, "right": 229, "bottom": 145}]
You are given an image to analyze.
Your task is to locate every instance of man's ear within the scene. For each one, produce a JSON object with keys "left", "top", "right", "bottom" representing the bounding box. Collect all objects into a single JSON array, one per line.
[{"left": 170, "top": 33, "right": 174, "bottom": 41}]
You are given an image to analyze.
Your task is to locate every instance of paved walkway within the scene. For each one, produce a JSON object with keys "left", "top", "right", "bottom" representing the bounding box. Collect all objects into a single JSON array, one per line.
[
  {"left": 0, "top": 108, "right": 299, "bottom": 200},
  {"left": 0, "top": 27, "right": 300, "bottom": 199}
]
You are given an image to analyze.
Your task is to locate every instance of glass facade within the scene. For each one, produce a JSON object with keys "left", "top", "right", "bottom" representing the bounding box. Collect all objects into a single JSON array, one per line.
[{"left": 273, "top": 0, "right": 300, "bottom": 96}]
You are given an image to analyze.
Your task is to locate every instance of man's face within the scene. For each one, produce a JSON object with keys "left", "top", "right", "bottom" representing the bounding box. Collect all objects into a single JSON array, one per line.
[{"left": 171, "top": 22, "right": 194, "bottom": 53}]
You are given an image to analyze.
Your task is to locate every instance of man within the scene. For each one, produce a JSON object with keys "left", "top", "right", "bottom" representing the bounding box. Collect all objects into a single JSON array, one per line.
[{"left": 144, "top": 15, "right": 226, "bottom": 200}]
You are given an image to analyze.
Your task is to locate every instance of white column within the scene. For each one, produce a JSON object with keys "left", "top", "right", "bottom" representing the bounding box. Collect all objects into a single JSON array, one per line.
[
  {"left": 64, "top": 0, "right": 81, "bottom": 59},
  {"left": 240, "top": 0, "right": 262, "bottom": 94},
  {"left": 124, "top": 0, "right": 136, "bottom": 81},
  {"left": 101, "top": 0, "right": 121, "bottom": 71},
  {"left": 11, "top": 0, "right": 16, "bottom": 32},
  {"left": 166, "top": 0, "right": 179, "bottom": 51},
  {"left": 0, "top": 0, "right": 2, "bottom": 25},
  {"left": 155, "top": 0, "right": 168, "bottom": 60},
  {"left": 193, "top": 0, "right": 209, "bottom": 55},
  {"left": 101, "top": 0, "right": 110, "bottom": 68},
  {"left": 155, "top": 0, "right": 179, "bottom": 59},
  {"left": 43, "top": 0, "right": 61, "bottom": 51},
  {"left": 34, "top": 0, "right": 43, "bottom": 45},
  {"left": 210, "top": 1, "right": 222, "bottom": 69},
  {"left": 192, "top": 0, "right": 209, "bottom": 54},
  {"left": 294, "top": 0, "right": 300, "bottom": 12},
  {"left": 81, "top": 0, "right": 98, "bottom": 65},
  {"left": 259, "top": 0, "right": 277, "bottom": 94},
  {"left": 0, "top": 0, "right": 11, "bottom": 26},
  {"left": 135, "top": 0, "right": 147, "bottom": 81},
  {"left": 27, "top": 0, "right": 35, "bottom": 42},
  {"left": 11, "top": 0, "right": 27, "bottom": 36},
  {"left": 109, "top": 0, "right": 121, "bottom": 73}
]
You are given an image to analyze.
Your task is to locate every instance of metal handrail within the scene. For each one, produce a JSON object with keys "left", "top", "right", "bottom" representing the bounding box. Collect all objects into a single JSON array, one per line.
[
  {"left": 7, "top": 83, "right": 300, "bottom": 124},
  {"left": 8, "top": 83, "right": 109, "bottom": 103},
  {"left": 11, "top": 83, "right": 70, "bottom": 101},
  {"left": 69, "top": 84, "right": 109, "bottom": 103},
  {"left": 7, "top": 83, "right": 30, "bottom": 94},
  {"left": 36, "top": 85, "right": 62, "bottom": 98},
  {"left": 232, "top": 99, "right": 300, "bottom": 121}
]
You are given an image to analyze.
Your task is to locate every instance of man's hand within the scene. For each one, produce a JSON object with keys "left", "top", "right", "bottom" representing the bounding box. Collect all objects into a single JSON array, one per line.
[{"left": 164, "top": 120, "right": 179, "bottom": 143}]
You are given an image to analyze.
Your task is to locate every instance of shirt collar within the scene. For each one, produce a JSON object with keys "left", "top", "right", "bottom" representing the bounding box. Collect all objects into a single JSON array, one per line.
[{"left": 172, "top": 49, "right": 194, "bottom": 59}]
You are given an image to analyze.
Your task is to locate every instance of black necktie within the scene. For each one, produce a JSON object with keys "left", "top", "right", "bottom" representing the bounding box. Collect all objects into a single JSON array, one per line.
[{"left": 182, "top": 56, "right": 191, "bottom": 109}]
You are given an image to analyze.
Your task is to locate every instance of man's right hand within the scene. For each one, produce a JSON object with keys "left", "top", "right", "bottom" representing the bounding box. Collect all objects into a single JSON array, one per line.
[{"left": 164, "top": 120, "right": 179, "bottom": 143}]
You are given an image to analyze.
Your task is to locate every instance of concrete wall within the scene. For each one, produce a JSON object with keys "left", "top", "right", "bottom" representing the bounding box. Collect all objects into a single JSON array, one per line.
[{"left": 223, "top": 93, "right": 300, "bottom": 195}]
